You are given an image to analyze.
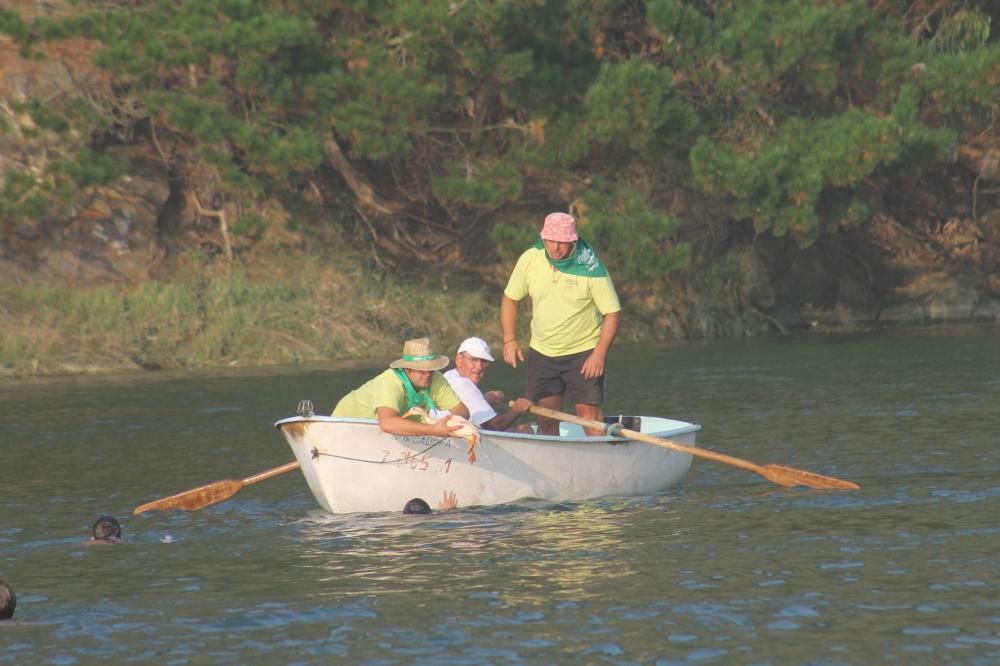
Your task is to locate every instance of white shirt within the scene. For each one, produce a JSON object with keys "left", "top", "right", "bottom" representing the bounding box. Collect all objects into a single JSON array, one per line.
[{"left": 443, "top": 369, "right": 496, "bottom": 426}]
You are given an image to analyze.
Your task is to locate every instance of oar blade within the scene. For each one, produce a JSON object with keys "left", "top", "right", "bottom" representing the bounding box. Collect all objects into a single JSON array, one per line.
[
  {"left": 133, "top": 479, "right": 244, "bottom": 515},
  {"left": 762, "top": 464, "right": 859, "bottom": 490}
]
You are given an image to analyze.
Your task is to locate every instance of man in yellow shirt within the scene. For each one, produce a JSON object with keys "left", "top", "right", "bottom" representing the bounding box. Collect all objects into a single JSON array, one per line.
[
  {"left": 500, "top": 212, "right": 621, "bottom": 436},
  {"left": 333, "top": 337, "right": 471, "bottom": 439}
]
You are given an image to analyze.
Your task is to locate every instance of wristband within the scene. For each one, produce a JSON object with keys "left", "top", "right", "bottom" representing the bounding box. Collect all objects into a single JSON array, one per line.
[{"left": 503, "top": 339, "right": 516, "bottom": 344}]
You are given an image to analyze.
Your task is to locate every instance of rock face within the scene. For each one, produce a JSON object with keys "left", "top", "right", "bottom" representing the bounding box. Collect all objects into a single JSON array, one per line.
[
  {"left": 758, "top": 212, "right": 999, "bottom": 333},
  {"left": 1, "top": 16, "right": 171, "bottom": 285},
  {"left": 4, "top": 146, "right": 171, "bottom": 284}
]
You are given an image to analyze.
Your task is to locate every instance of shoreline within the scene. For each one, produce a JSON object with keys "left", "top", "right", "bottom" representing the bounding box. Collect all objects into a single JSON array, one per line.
[{"left": 3, "top": 317, "right": 994, "bottom": 382}]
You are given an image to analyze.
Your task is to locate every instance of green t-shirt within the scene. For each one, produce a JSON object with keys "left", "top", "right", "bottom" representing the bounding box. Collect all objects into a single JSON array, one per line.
[
  {"left": 503, "top": 246, "right": 621, "bottom": 357},
  {"left": 332, "top": 368, "right": 462, "bottom": 418}
]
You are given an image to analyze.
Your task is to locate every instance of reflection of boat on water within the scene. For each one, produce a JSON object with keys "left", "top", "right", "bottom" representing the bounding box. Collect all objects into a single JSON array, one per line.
[
  {"left": 293, "top": 499, "right": 683, "bottom": 604},
  {"left": 274, "top": 413, "right": 700, "bottom": 514}
]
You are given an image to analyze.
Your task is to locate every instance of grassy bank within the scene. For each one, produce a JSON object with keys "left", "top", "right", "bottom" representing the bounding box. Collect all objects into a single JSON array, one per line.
[{"left": 0, "top": 250, "right": 505, "bottom": 378}]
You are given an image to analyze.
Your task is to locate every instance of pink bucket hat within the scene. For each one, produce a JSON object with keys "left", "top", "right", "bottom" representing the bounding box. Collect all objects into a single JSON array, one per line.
[{"left": 539, "top": 212, "right": 578, "bottom": 243}]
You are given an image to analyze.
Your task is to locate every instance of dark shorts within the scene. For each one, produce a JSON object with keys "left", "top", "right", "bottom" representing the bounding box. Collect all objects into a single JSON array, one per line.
[{"left": 524, "top": 348, "right": 605, "bottom": 405}]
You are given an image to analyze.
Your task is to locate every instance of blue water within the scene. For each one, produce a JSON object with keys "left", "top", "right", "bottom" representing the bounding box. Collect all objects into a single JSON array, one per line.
[{"left": 1, "top": 325, "right": 998, "bottom": 663}]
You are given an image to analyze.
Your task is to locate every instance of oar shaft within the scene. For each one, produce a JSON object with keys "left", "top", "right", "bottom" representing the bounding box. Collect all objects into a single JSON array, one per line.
[
  {"left": 527, "top": 404, "right": 743, "bottom": 465},
  {"left": 623, "top": 427, "right": 763, "bottom": 474},
  {"left": 524, "top": 403, "right": 859, "bottom": 490},
  {"left": 244, "top": 461, "right": 300, "bottom": 485}
]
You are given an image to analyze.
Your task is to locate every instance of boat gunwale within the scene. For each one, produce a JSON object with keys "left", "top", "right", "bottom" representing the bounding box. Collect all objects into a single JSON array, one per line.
[{"left": 274, "top": 414, "right": 701, "bottom": 442}]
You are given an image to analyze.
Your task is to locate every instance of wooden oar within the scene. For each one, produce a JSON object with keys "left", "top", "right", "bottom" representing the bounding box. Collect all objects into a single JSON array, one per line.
[
  {"left": 133, "top": 461, "right": 301, "bottom": 515},
  {"left": 524, "top": 403, "right": 859, "bottom": 490}
]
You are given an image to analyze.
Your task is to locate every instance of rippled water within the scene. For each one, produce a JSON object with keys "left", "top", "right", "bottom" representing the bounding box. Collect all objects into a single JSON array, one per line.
[{"left": 1, "top": 326, "right": 998, "bottom": 663}]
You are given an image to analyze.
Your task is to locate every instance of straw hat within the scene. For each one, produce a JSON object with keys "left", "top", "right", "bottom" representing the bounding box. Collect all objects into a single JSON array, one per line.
[{"left": 389, "top": 338, "right": 449, "bottom": 371}]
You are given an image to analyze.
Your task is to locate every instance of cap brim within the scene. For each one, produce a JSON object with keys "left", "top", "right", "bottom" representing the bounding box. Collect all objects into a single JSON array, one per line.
[{"left": 389, "top": 355, "right": 449, "bottom": 371}]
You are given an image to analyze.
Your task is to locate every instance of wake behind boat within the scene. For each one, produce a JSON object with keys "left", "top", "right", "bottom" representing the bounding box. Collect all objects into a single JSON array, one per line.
[{"left": 274, "top": 410, "right": 701, "bottom": 514}]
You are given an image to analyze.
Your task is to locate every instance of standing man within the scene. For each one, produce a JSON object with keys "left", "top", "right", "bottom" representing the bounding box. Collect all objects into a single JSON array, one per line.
[
  {"left": 443, "top": 336, "right": 532, "bottom": 432},
  {"left": 500, "top": 212, "right": 620, "bottom": 436}
]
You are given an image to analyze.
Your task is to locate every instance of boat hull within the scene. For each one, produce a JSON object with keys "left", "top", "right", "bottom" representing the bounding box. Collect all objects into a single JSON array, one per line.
[{"left": 275, "top": 415, "right": 699, "bottom": 514}]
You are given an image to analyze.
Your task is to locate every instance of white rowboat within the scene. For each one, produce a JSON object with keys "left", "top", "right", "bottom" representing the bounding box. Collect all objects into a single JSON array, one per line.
[{"left": 274, "top": 414, "right": 700, "bottom": 514}]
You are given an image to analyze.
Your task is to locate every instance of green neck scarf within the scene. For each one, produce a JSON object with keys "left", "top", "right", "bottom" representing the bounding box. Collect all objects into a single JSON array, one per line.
[
  {"left": 393, "top": 369, "right": 437, "bottom": 412},
  {"left": 533, "top": 237, "right": 608, "bottom": 277}
]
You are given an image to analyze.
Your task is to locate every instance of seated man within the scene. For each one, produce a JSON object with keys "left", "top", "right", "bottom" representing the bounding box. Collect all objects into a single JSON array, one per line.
[
  {"left": 333, "top": 337, "right": 470, "bottom": 439},
  {"left": 443, "top": 337, "right": 532, "bottom": 432},
  {"left": 90, "top": 515, "right": 122, "bottom": 544}
]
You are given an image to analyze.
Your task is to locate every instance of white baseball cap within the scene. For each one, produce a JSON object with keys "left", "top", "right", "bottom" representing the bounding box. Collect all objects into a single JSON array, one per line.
[{"left": 457, "top": 337, "right": 495, "bottom": 362}]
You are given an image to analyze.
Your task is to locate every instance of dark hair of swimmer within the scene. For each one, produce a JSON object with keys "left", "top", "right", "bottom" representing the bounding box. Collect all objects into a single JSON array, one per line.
[
  {"left": 403, "top": 498, "right": 432, "bottom": 514},
  {"left": 0, "top": 580, "right": 15, "bottom": 620},
  {"left": 91, "top": 515, "right": 122, "bottom": 543}
]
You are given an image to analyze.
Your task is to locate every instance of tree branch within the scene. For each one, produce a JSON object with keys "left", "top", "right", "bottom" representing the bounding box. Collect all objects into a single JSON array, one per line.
[
  {"left": 323, "top": 136, "right": 398, "bottom": 215},
  {"left": 189, "top": 193, "right": 234, "bottom": 268}
]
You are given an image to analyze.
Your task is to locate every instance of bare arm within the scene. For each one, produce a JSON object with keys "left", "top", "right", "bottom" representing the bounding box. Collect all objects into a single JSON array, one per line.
[
  {"left": 500, "top": 294, "right": 525, "bottom": 367},
  {"left": 481, "top": 397, "right": 533, "bottom": 432},
  {"left": 376, "top": 407, "right": 461, "bottom": 437},
  {"left": 449, "top": 401, "right": 471, "bottom": 419},
  {"left": 581, "top": 310, "right": 620, "bottom": 380}
]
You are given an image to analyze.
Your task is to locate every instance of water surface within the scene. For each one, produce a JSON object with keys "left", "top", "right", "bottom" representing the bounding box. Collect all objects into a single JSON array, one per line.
[{"left": 1, "top": 326, "right": 998, "bottom": 663}]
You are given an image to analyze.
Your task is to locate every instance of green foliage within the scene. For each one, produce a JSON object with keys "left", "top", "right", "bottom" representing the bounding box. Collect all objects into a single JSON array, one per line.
[
  {"left": 931, "top": 7, "right": 992, "bottom": 54},
  {"left": 916, "top": 50, "right": 1000, "bottom": 113},
  {"left": 688, "top": 103, "right": 956, "bottom": 244},
  {"left": 584, "top": 57, "right": 696, "bottom": 152},
  {"left": 0, "top": 9, "right": 29, "bottom": 42},
  {"left": 666, "top": 0, "right": 999, "bottom": 243},
  {"left": 432, "top": 157, "right": 524, "bottom": 208},
  {"left": 231, "top": 212, "right": 268, "bottom": 238},
  {"left": 20, "top": 98, "right": 69, "bottom": 132},
  {"left": 0, "top": 171, "right": 42, "bottom": 221},
  {"left": 51, "top": 152, "right": 127, "bottom": 189},
  {"left": 580, "top": 184, "right": 690, "bottom": 284},
  {"left": 0, "top": 72, "right": 130, "bottom": 224},
  {"left": 2, "top": 0, "right": 998, "bottom": 289},
  {"left": 491, "top": 217, "right": 541, "bottom": 265}
]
